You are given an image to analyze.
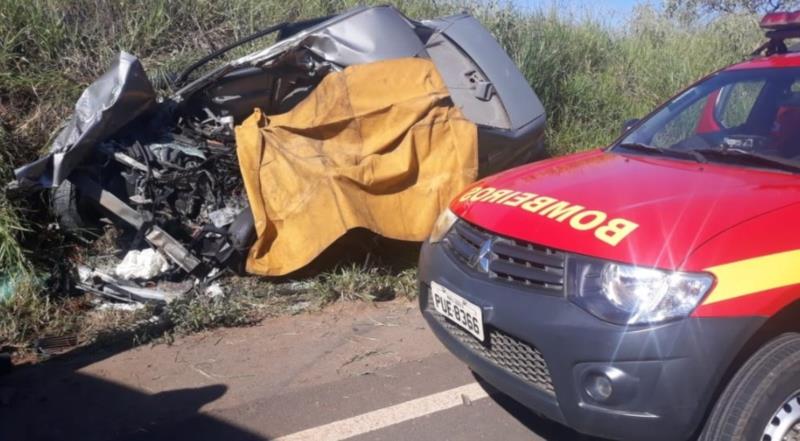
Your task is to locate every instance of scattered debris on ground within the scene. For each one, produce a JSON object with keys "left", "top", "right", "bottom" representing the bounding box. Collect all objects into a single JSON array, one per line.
[{"left": 34, "top": 335, "right": 79, "bottom": 357}]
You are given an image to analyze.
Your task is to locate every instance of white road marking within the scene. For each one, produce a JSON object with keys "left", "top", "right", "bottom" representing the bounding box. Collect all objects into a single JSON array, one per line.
[{"left": 273, "top": 382, "right": 490, "bottom": 441}]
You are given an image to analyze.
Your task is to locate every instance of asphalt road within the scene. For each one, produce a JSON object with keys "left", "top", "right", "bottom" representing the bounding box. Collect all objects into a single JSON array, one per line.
[{"left": 0, "top": 300, "right": 603, "bottom": 441}]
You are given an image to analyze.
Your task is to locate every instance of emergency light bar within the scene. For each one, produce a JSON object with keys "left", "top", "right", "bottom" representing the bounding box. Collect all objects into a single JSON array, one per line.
[
  {"left": 761, "top": 11, "right": 800, "bottom": 30},
  {"left": 754, "top": 10, "right": 800, "bottom": 56}
]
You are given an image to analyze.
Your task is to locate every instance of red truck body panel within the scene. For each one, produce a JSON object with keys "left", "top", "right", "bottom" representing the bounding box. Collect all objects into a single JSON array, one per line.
[{"left": 443, "top": 51, "right": 800, "bottom": 321}]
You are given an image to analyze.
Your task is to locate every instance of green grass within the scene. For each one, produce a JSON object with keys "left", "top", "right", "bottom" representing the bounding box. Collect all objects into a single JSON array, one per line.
[
  {"left": 0, "top": 0, "right": 767, "bottom": 349},
  {"left": 309, "top": 265, "right": 418, "bottom": 303}
]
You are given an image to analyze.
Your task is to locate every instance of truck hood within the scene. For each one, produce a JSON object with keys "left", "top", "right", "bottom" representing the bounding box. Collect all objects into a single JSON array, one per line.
[{"left": 452, "top": 149, "right": 800, "bottom": 270}]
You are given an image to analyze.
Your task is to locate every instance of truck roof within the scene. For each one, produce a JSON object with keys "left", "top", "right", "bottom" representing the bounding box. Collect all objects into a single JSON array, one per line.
[
  {"left": 726, "top": 47, "right": 800, "bottom": 71},
  {"left": 723, "top": 52, "right": 800, "bottom": 71}
]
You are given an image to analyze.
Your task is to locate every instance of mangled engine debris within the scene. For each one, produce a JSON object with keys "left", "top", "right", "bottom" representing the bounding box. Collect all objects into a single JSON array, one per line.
[
  {"left": 107, "top": 132, "right": 249, "bottom": 271},
  {"left": 62, "top": 130, "right": 251, "bottom": 305},
  {"left": 13, "top": 52, "right": 258, "bottom": 305},
  {"left": 9, "top": 6, "right": 546, "bottom": 306}
]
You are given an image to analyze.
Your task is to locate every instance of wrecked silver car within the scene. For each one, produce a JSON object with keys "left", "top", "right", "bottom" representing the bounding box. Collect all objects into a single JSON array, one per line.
[{"left": 11, "top": 6, "right": 545, "bottom": 293}]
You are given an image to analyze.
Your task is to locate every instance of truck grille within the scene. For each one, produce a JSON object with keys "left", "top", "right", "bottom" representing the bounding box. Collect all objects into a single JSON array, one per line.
[
  {"left": 430, "top": 308, "right": 555, "bottom": 395},
  {"left": 444, "top": 220, "right": 565, "bottom": 293}
]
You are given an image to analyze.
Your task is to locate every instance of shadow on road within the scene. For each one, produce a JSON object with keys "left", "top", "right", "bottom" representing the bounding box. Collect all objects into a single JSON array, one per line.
[
  {"left": 474, "top": 376, "right": 611, "bottom": 441},
  {"left": 0, "top": 339, "right": 267, "bottom": 441}
]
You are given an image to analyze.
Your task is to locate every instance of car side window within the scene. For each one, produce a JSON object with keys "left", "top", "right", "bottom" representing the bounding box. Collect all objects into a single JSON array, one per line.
[{"left": 715, "top": 81, "right": 765, "bottom": 129}]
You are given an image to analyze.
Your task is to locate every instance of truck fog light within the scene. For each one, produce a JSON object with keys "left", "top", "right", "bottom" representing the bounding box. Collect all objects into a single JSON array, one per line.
[{"left": 585, "top": 373, "right": 613, "bottom": 402}]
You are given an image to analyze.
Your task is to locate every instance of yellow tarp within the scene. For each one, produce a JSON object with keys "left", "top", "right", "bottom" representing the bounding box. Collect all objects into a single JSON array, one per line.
[{"left": 235, "top": 58, "right": 478, "bottom": 276}]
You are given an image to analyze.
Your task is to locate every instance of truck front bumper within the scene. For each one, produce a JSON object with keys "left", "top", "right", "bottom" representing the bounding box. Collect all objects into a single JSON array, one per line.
[{"left": 418, "top": 240, "right": 764, "bottom": 441}]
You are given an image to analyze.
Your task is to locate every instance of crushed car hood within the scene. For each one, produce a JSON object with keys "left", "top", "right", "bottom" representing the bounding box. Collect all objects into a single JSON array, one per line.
[
  {"left": 452, "top": 149, "right": 800, "bottom": 270},
  {"left": 14, "top": 52, "right": 157, "bottom": 189}
]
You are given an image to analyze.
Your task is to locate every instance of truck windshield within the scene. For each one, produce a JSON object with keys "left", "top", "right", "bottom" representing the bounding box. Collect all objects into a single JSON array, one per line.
[{"left": 615, "top": 67, "right": 800, "bottom": 172}]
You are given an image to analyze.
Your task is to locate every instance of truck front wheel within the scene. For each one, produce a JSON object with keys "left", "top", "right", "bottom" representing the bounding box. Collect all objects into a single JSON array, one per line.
[{"left": 700, "top": 333, "right": 800, "bottom": 441}]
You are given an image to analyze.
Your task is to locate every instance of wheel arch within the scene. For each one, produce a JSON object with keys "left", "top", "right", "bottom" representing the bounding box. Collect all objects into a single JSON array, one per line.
[{"left": 692, "top": 299, "right": 800, "bottom": 439}]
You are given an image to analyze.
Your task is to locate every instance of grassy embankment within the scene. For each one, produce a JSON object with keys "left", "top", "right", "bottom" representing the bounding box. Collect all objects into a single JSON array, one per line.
[{"left": 0, "top": 0, "right": 763, "bottom": 348}]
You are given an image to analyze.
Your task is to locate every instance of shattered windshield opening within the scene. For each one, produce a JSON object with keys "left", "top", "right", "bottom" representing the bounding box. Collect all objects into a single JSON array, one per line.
[{"left": 615, "top": 67, "right": 800, "bottom": 172}]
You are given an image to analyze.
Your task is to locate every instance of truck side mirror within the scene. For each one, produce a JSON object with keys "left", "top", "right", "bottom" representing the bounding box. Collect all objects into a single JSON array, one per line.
[{"left": 621, "top": 119, "right": 640, "bottom": 135}]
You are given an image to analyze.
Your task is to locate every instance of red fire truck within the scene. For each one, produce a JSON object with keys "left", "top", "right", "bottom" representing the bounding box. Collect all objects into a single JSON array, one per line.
[{"left": 420, "top": 11, "right": 800, "bottom": 441}]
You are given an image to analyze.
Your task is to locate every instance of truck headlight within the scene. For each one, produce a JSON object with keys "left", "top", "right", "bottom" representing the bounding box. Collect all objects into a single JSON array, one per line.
[
  {"left": 566, "top": 255, "right": 714, "bottom": 325},
  {"left": 429, "top": 208, "right": 458, "bottom": 244}
]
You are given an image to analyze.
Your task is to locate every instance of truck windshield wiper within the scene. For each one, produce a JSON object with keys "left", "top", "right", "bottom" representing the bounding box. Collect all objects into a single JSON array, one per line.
[
  {"left": 617, "top": 143, "right": 707, "bottom": 163},
  {"left": 692, "top": 148, "right": 800, "bottom": 173}
]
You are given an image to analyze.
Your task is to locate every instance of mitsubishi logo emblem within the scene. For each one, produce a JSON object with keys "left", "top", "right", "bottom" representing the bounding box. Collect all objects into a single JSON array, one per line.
[{"left": 473, "top": 239, "right": 494, "bottom": 273}]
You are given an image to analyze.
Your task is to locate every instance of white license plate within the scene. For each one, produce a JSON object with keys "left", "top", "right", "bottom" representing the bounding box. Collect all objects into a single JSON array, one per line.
[{"left": 431, "top": 282, "right": 484, "bottom": 342}]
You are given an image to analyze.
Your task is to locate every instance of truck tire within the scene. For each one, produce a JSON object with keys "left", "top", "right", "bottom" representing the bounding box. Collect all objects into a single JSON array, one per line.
[{"left": 700, "top": 333, "right": 800, "bottom": 441}]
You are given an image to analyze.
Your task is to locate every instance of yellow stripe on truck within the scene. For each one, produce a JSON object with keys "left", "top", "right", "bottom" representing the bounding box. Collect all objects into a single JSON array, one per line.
[{"left": 703, "top": 249, "right": 800, "bottom": 305}]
